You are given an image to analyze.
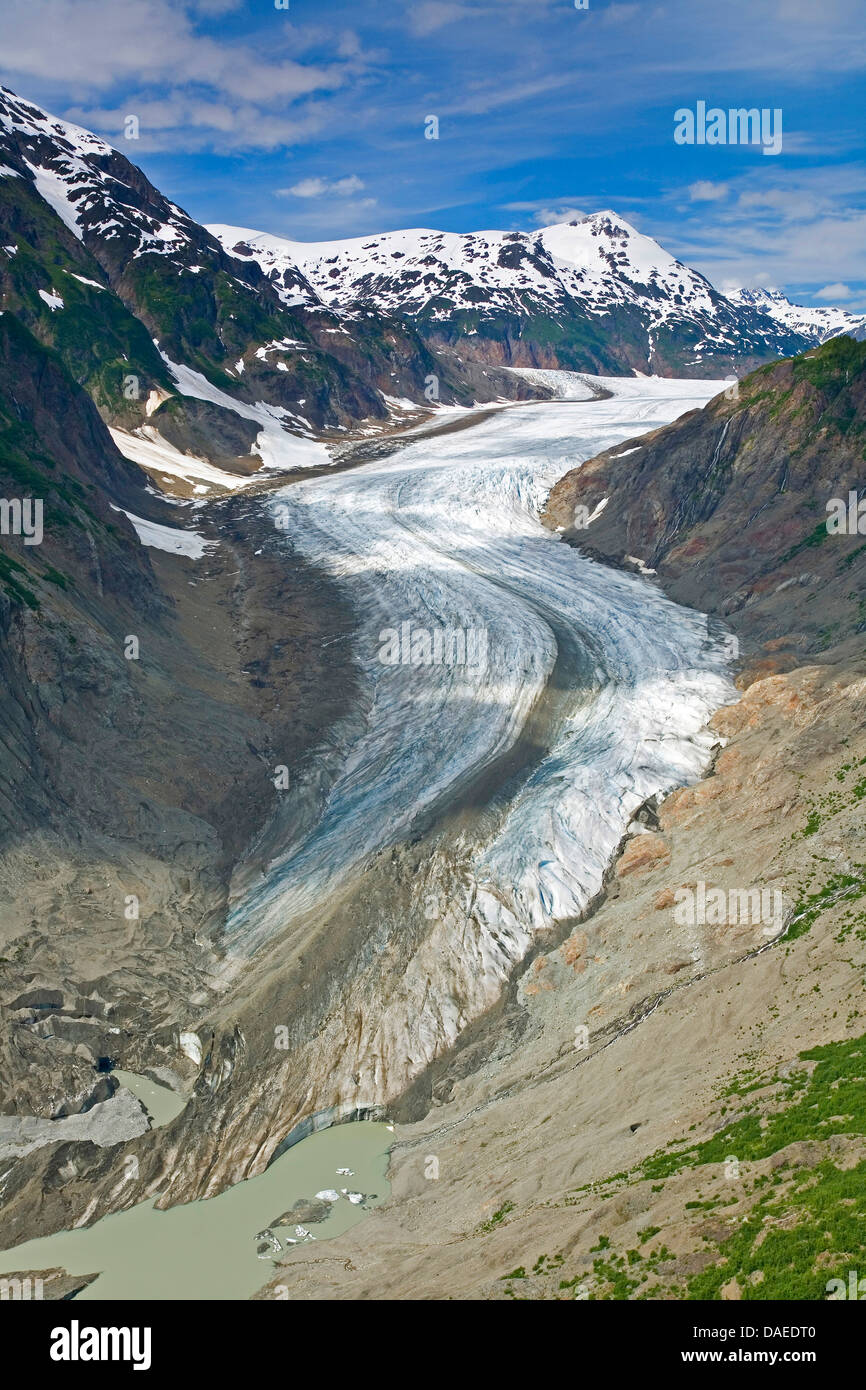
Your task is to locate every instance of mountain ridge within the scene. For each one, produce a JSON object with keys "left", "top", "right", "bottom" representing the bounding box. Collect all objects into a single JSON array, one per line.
[
  {"left": 543, "top": 334, "right": 866, "bottom": 666},
  {"left": 210, "top": 212, "right": 861, "bottom": 379},
  {"left": 2, "top": 77, "right": 863, "bottom": 497},
  {"left": 727, "top": 285, "right": 866, "bottom": 346},
  {"left": 0, "top": 83, "right": 508, "bottom": 494}
]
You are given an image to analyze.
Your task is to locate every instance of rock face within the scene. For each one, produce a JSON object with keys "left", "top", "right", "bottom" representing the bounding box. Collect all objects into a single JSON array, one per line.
[
  {"left": 543, "top": 335, "right": 866, "bottom": 668},
  {"left": 0, "top": 299, "right": 361, "bottom": 1145}
]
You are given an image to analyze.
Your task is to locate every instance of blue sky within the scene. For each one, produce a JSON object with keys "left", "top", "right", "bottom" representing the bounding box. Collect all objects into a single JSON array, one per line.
[{"left": 2, "top": 0, "right": 865, "bottom": 306}]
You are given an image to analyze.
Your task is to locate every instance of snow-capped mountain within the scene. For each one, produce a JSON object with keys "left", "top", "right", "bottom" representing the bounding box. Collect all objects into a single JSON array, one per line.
[
  {"left": 0, "top": 84, "right": 480, "bottom": 488},
  {"left": 727, "top": 287, "right": 866, "bottom": 347},
  {"left": 214, "top": 215, "right": 718, "bottom": 323},
  {"left": 0, "top": 86, "right": 202, "bottom": 261},
  {"left": 2, "top": 76, "right": 863, "bottom": 470},
  {"left": 210, "top": 213, "right": 844, "bottom": 378}
]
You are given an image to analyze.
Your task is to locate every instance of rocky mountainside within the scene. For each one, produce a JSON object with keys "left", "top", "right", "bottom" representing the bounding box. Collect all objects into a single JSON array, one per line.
[
  {"left": 211, "top": 213, "right": 843, "bottom": 378},
  {"left": 544, "top": 334, "right": 866, "bottom": 669},
  {"left": 0, "top": 85, "right": 522, "bottom": 494},
  {"left": 255, "top": 647, "right": 866, "bottom": 1301},
  {"left": 0, "top": 296, "right": 361, "bottom": 1130}
]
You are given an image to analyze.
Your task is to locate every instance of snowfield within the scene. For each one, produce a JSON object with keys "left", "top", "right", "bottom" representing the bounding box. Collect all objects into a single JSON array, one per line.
[
  {"left": 120, "top": 510, "right": 215, "bottom": 558},
  {"left": 222, "top": 374, "right": 736, "bottom": 1009},
  {"left": 209, "top": 214, "right": 719, "bottom": 325}
]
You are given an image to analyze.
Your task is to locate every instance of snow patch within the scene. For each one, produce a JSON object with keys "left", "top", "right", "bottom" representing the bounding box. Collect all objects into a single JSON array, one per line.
[
  {"left": 65, "top": 271, "right": 104, "bottom": 290},
  {"left": 120, "top": 509, "right": 215, "bottom": 558},
  {"left": 38, "top": 288, "right": 64, "bottom": 311},
  {"left": 161, "top": 355, "right": 330, "bottom": 472},
  {"left": 179, "top": 1031, "right": 202, "bottom": 1065},
  {"left": 109, "top": 426, "right": 261, "bottom": 493}
]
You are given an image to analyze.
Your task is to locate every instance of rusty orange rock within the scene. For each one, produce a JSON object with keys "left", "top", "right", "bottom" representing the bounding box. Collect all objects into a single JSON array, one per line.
[
  {"left": 617, "top": 834, "right": 671, "bottom": 877},
  {"left": 560, "top": 929, "right": 589, "bottom": 971}
]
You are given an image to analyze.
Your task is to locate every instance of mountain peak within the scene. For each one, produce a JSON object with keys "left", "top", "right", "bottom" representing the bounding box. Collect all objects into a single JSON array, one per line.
[
  {"left": 727, "top": 285, "right": 866, "bottom": 345},
  {"left": 208, "top": 213, "right": 851, "bottom": 376},
  {"left": 0, "top": 83, "right": 199, "bottom": 256},
  {"left": 1, "top": 81, "right": 859, "bottom": 389},
  {"left": 0, "top": 85, "right": 114, "bottom": 163}
]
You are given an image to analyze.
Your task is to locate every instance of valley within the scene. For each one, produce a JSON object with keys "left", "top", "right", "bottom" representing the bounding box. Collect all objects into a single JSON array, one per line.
[
  {"left": 1, "top": 372, "right": 734, "bottom": 1256},
  {"left": 0, "top": 68, "right": 863, "bottom": 1313}
]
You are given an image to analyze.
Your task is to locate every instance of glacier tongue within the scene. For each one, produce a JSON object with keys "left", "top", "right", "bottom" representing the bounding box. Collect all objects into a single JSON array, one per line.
[{"left": 221, "top": 374, "right": 735, "bottom": 1010}]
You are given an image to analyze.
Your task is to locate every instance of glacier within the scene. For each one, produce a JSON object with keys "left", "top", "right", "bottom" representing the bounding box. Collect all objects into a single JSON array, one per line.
[{"left": 219, "top": 371, "right": 736, "bottom": 1029}]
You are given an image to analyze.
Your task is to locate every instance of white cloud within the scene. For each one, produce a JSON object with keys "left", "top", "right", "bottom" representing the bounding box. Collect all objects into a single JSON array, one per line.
[
  {"left": 407, "top": 2, "right": 473, "bottom": 36},
  {"left": 189, "top": 0, "right": 243, "bottom": 13},
  {"left": 531, "top": 206, "right": 586, "bottom": 226},
  {"left": 65, "top": 97, "right": 327, "bottom": 152},
  {"left": 0, "top": 0, "right": 362, "bottom": 149},
  {"left": 688, "top": 180, "right": 730, "bottom": 202},
  {"left": 814, "top": 282, "right": 854, "bottom": 300},
  {"left": 279, "top": 175, "right": 367, "bottom": 198},
  {"left": 445, "top": 72, "right": 572, "bottom": 118},
  {"left": 656, "top": 163, "right": 866, "bottom": 306}
]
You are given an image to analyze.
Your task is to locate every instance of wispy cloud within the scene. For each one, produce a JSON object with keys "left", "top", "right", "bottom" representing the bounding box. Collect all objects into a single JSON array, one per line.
[
  {"left": 279, "top": 175, "right": 367, "bottom": 198},
  {"left": 407, "top": 2, "right": 475, "bottom": 37},
  {"left": 688, "top": 180, "right": 730, "bottom": 202},
  {"left": 1, "top": 0, "right": 366, "bottom": 152},
  {"left": 0, "top": 0, "right": 863, "bottom": 285},
  {"left": 530, "top": 206, "right": 587, "bottom": 227},
  {"left": 662, "top": 165, "right": 866, "bottom": 306}
]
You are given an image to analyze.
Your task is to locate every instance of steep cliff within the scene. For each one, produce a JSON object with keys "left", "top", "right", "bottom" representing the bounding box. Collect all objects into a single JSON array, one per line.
[{"left": 544, "top": 336, "right": 866, "bottom": 668}]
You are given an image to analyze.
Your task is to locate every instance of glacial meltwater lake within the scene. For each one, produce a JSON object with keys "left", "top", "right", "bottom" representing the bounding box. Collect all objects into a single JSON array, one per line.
[{"left": 0, "top": 1120, "right": 392, "bottom": 1300}]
